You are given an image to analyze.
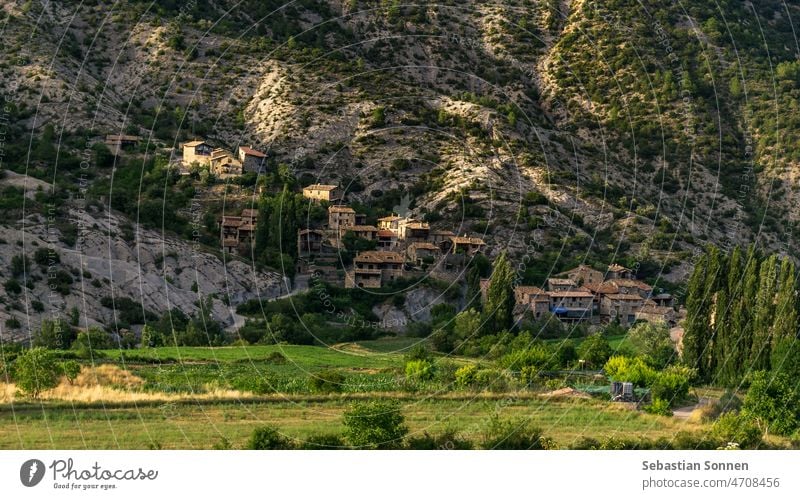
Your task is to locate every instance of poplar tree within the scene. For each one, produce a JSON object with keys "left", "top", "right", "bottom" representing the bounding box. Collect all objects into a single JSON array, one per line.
[
  {"left": 771, "top": 258, "right": 799, "bottom": 377},
  {"left": 485, "top": 252, "right": 515, "bottom": 334},
  {"left": 681, "top": 252, "right": 709, "bottom": 373},
  {"left": 733, "top": 245, "right": 760, "bottom": 380},
  {"left": 750, "top": 254, "right": 778, "bottom": 372},
  {"left": 715, "top": 245, "right": 742, "bottom": 385}
]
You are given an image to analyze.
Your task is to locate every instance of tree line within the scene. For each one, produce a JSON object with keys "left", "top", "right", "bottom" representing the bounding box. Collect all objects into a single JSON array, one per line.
[{"left": 682, "top": 244, "right": 800, "bottom": 386}]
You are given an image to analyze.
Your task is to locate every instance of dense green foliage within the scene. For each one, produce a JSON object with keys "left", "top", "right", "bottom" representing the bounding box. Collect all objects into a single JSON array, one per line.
[{"left": 683, "top": 245, "right": 799, "bottom": 385}]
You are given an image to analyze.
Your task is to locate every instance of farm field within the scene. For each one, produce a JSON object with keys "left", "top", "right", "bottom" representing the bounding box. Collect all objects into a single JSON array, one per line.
[{"left": 0, "top": 395, "right": 707, "bottom": 450}]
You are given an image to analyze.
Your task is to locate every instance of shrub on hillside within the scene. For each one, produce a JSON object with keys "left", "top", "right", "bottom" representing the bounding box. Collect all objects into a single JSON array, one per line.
[
  {"left": 343, "top": 401, "right": 408, "bottom": 449},
  {"left": 480, "top": 416, "right": 553, "bottom": 450},
  {"left": 246, "top": 426, "right": 295, "bottom": 450},
  {"left": 309, "top": 369, "right": 346, "bottom": 393}
]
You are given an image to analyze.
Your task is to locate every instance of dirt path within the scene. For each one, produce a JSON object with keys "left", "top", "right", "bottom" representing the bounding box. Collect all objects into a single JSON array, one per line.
[{"left": 673, "top": 397, "right": 713, "bottom": 419}]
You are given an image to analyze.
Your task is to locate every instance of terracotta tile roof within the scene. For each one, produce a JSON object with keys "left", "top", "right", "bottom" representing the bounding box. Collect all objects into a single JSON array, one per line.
[
  {"left": 638, "top": 305, "right": 674, "bottom": 314},
  {"left": 355, "top": 251, "right": 404, "bottom": 264},
  {"left": 608, "top": 263, "right": 630, "bottom": 272},
  {"left": 106, "top": 134, "right": 140, "bottom": 142},
  {"left": 239, "top": 146, "right": 266, "bottom": 158},
  {"left": 378, "top": 215, "right": 401, "bottom": 222},
  {"left": 183, "top": 140, "right": 207, "bottom": 147},
  {"left": 221, "top": 216, "right": 242, "bottom": 227},
  {"left": 409, "top": 242, "right": 439, "bottom": 250},
  {"left": 549, "top": 290, "right": 594, "bottom": 298},
  {"left": 547, "top": 278, "right": 576, "bottom": 286},
  {"left": 348, "top": 225, "right": 378, "bottom": 232},
  {"left": 304, "top": 184, "right": 338, "bottom": 191},
  {"left": 328, "top": 205, "right": 355, "bottom": 213},
  {"left": 451, "top": 235, "right": 486, "bottom": 245},
  {"left": 604, "top": 293, "right": 644, "bottom": 301},
  {"left": 377, "top": 230, "right": 396, "bottom": 238}
]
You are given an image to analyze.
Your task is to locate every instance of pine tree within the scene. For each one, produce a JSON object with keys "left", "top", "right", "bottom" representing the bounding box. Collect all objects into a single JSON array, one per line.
[
  {"left": 485, "top": 252, "right": 515, "bottom": 334},
  {"left": 750, "top": 254, "right": 778, "bottom": 372}
]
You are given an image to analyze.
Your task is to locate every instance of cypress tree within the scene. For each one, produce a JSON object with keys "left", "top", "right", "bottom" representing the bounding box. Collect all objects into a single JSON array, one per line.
[{"left": 750, "top": 254, "right": 778, "bottom": 372}]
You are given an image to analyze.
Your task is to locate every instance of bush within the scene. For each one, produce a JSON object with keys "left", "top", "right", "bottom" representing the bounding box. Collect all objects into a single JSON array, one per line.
[
  {"left": 246, "top": 426, "right": 295, "bottom": 450},
  {"left": 578, "top": 333, "right": 612, "bottom": 368},
  {"left": 309, "top": 369, "right": 346, "bottom": 393},
  {"left": 711, "top": 412, "right": 762, "bottom": 449},
  {"left": 650, "top": 367, "right": 691, "bottom": 406},
  {"left": 405, "top": 359, "right": 434, "bottom": 382},
  {"left": 603, "top": 356, "right": 657, "bottom": 386},
  {"left": 480, "top": 416, "right": 552, "bottom": 449},
  {"left": 743, "top": 371, "right": 800, "bottom": 436},
  {"left": 13, "top": 348, "right": 60, "bottom": 398},
  {"left": 343, "top": 401, "right": 408, "bottom": 449},
  {"left": 231, "top": 375, "right": 273, "bottom": 395},
  {"left": 454, "top": 364, "right": 478, "bottom": 387},
  {"left": 644, "top": 398, "right": 673, "bottom": 416},
  {"left": 406, "top": 429, "right": 474, "bottom": 450},
  {"left": 298, "top": 434, "right": 346, "bottom": 450}
]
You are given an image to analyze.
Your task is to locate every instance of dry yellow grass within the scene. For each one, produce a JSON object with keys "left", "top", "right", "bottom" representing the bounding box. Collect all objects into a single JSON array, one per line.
[
  {"left": 0, "top": 365, "right": 253, "bottom": 403},
  {"left": 72, "top": 364, "right": 145, "bottom": 389}
]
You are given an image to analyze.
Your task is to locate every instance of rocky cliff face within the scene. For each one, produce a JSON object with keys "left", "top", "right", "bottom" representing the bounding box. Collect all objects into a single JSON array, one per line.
[{"left": 0, "top": 200, "right": 284, "bottom": 340}]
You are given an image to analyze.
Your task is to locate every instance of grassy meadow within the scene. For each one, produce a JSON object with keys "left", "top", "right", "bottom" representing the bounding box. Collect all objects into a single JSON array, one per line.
[{"left": 0, "top": 338, "right": 727, "bottom": 450}]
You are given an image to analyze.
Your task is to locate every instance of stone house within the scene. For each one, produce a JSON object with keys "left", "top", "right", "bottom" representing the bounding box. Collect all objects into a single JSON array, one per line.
[
  {"left": 303, "top": 184, "right": 342, "bottom": 203},
  {"left": 377, "top": 230, "right": 398, "bottom": 250},
  {"left": 238, "top": 146, "right": 267, "bottom": 173},
  {"left": 546, "top": 278, "right": 577, "bottom": 292},
  {"left": 549, "top": 290, "right": 594, "bottom": 321},
  {"left": 346, "top": 251, "right": 405, "bottom": 288},
  {"left": 377, "top": 215, "right": 402, "bottom": 232},
  {"left": 601, "top": 293, "right": 645, "bottom": 325},
  {"left": 182, "top": 140, "right": 214, "bottom": 165},
  {"left": 104, "top": 134, "right": 140, "bottom": 155},
  {"left": 343, "top": 225, "right": 379, "bottom": 240},
  {"left": 406, "top": 242, "right": 440, "bottom": 265},
  {"left": 449, "top": 235, "right": 486, "bottom": 255},
  {"left": 607, "top": 263, "right": 634, "bottom": 280},
  {"left": 636, "top": 303, "right": 677, "bottom": 325},
  {"left": 398, "top": 219, "right": 430, "bottom": 241},
  {"left": 514, "top": 286, "right": 551, "bottom": 319},
  {"left": 298, "top": 229, "right": 325, "bottom": 257},
  {"left": 558, "top": 264, "right": 604, "bottom": 286},
  {"left": 219, "top": 211, "right": 258, "bottom": 255},
  {"left": 209, "top": 148, "right": 241, "bottom": 175},
  {"left": 328, "top": 205, "right": 356, "bottom": 230}
]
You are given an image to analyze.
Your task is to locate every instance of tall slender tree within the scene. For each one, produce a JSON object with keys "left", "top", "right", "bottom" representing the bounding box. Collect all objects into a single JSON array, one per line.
[
  {"left": 715, "top": 245, "right": 742, "bottom": 385},
  {"left": 681, "top": 252, "right": 709, "bottom": 373},
  {"left": 485, "top": 252, "right": 515, "bottom": 334},
  {"left": 750, "top": 254, "right": 778, "bottom": 371},
  {"left": 771, "top": 257, "right": 798, "bottom": 376}
]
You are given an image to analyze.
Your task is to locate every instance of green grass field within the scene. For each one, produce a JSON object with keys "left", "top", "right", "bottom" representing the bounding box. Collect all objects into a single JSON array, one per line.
[
  {"left": 0, "top": 395, "right": 706, "bottom": 450},
  {"left": 0, "top": 340, "right": 743, "bottom": 450}
]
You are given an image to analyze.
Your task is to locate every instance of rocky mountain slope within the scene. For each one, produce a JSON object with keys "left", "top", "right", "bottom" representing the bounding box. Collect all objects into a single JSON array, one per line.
[{"left": 2, "top": 0, "right": 800, "bottom": 334}]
